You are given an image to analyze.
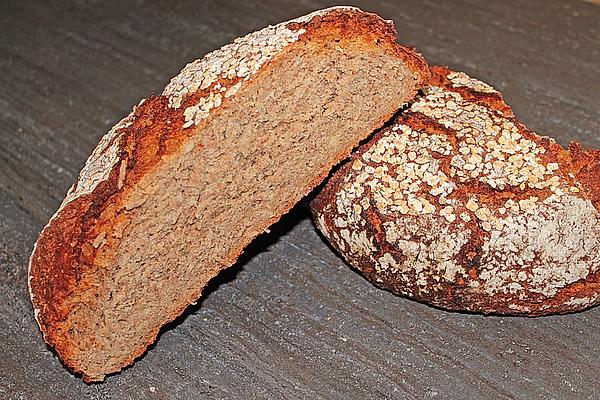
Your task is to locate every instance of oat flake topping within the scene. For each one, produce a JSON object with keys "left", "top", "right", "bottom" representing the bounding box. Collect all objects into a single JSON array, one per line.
[
  {"left": 326, "top": 73, "right": 599, "bottom": 300},
  {"left": 163, "top": 6, "right": 359, "bottom": 128}
]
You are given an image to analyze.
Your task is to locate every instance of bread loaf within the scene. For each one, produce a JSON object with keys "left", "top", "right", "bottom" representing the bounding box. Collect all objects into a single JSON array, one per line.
[
  {"left": 311, "top": 66, "right": 600, "bottom": 316},
  {"left": 28, "top": 7, "right": 429, "bottom": 382}
]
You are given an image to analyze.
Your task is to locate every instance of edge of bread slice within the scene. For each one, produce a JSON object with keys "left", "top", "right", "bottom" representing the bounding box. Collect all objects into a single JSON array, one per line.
[{"left": 28, "top": 7, "right": 429, "bottom": 382}]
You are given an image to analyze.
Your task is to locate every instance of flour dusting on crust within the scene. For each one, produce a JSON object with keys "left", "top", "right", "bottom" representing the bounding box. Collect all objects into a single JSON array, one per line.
[
  {"left": 163, "top": 7, "right": 360, "bottom": 127},
  {"left": 312, "top": 67, "right": 600, "bottom": 315}
]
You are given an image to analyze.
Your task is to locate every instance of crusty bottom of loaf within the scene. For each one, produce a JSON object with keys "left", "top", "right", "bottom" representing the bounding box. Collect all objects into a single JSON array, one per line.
[{"left": 53, "top": 38, "right": 418, "bottom": 381}]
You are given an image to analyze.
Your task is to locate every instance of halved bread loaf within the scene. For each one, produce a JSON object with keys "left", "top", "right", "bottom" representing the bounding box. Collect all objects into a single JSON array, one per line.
[
  {"left": 311, "top": 66, "right": 600, "bottom": 316},
  {"left": 28, "top": 7, "right": 429, "bottom": 382}
]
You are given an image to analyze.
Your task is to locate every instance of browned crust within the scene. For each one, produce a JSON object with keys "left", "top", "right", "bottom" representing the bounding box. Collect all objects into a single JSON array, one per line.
[
  {"left": 310, "top": 65, "right": 600, "bottom": 317},
  {"left": 431, "top": 65, "right": 600, "bottom": 212},
  {"left": 429, "top": 66, "right": 513, "bottom": 117},
  {"left": 289, "top": 9, "right": 429, "bottom": 86},
  {"left": 567, "top": 142, "right": 600, "bottom": 210},
  {"left": 29, "top": 8, "right": 430, "bottom": 382},
  {"left": 29, "top": 96, "right": 187, "bottom": 381}
]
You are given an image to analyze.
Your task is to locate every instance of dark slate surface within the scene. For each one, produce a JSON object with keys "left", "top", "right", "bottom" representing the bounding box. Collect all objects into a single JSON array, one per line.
[{"left": 1, "top": 0, "right": 599, "bottom": 399}]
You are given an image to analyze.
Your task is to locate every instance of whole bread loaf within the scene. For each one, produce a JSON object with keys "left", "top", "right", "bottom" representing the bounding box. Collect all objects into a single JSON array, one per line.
[
  {"left": 28, "top": 7, "right": 429, "bottom": 382},
  {"left": 311, "top": 66, "right": 600, "bottom": 316}
]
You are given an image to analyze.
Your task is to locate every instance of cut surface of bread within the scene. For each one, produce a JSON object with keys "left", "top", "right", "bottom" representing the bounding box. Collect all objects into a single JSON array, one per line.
[
  {"left": 28, "top": 7, "right": 429, "bottom": 382},
  {"left": 311, "top": 66, "right": 600, "bottom": 316}
]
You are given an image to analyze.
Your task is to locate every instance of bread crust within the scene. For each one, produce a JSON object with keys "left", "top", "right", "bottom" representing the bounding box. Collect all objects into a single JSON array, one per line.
[
  {"left": 311, "top": 66, "right": 600, "bottom": 316},
  {"left": 28, "top": 7, "right": 429, "bottom": 382}
]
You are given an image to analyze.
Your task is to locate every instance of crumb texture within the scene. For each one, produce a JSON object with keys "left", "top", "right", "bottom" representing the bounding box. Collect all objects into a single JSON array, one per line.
[
  {"left": 311, "top": 66, "right": 600, "bottom": 316},
  {"left": 163, "top": 7, "right": 362, "bottom": 112},
  {"left": 28, "top": 7, "right": 428, "bottom": 382},
  {"left": 61, "top": 6, "right": 367, "bottom": 207}
]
